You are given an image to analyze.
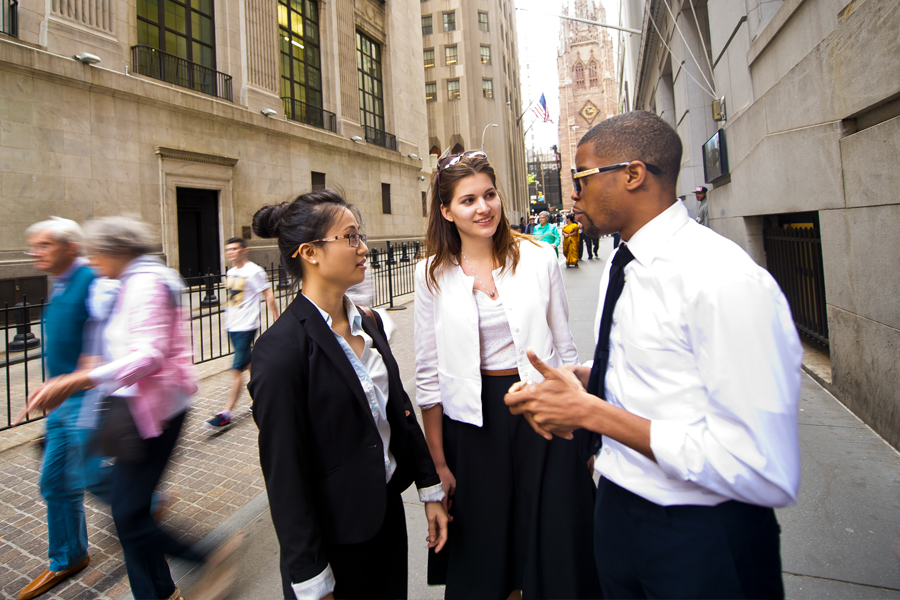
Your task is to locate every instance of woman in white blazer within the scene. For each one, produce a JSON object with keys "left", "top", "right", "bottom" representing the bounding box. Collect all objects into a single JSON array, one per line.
[{"left": 414, "top": 151, "right": 601, "bottom": 600}]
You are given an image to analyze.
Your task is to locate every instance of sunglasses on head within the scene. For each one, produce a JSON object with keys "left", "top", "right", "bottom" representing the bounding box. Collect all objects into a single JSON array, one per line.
[
  {"left": 571, "top": 160, "right": 662, "bottom": 194},
  {"left": 437, "top": 150, "right": 488, "bottom": 204}
]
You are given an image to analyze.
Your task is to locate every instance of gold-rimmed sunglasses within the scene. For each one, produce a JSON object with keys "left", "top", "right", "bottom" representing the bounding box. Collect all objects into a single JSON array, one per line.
[
  {"left": 571, "top": 161, "right": 662, "bottom": 194},
  {"left": 291, "top": 233, "right": 367, "bottom": 258}
]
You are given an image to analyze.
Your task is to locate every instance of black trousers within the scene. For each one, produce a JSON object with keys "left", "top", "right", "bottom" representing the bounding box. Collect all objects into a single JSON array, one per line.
[
  {"left": 594, "top": 478, "right": 784, "bottom": 600},
  {"left": 111, "top": 411, "right": 206, "bottom": 599},
  {"left": 584, "top": 236, "right": 599, "bottom": 258},
  {"left": 323, "top": 480, "right": 408, "bottom": 600}
]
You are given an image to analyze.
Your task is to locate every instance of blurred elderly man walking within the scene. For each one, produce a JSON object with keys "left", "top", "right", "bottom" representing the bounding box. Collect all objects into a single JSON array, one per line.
[{"left": 17, "top": 218, "right": 98, "bottom": 600}]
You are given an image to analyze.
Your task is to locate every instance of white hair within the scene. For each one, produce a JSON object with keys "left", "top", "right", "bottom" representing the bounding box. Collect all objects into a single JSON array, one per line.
[
  {"left": 25, "top": 217, "right": 84, "bottom": 247},
  {"left": 83, "top": 216, "right": 155, "bottom": 257}
]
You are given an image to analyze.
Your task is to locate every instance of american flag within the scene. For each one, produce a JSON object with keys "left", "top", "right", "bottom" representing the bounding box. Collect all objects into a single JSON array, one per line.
[{"left": 531, "top": 93, "right": 552, "bottom": 123}]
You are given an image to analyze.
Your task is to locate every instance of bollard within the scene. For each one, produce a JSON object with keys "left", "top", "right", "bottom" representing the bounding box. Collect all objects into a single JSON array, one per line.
[
  {"left": 371, "top": 248, "right": 381, "bottom": 269},
  {"left": 414, "top": 241, "right": 421, "bottom": 260},
  {"left": 9, "top": 301, "right": 41, "bottom": 352},
  {"left": 400, "top": 242, "right": 410, "bottom": 262},
  {"left": 200, "top": 270, "right": 219, "bottom": 308}
]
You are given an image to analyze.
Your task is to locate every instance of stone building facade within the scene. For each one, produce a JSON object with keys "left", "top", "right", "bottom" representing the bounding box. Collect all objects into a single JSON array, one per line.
[
  {"left": 0, "top": 0, "right": 432, "bottom": 299},
  {"left": 419, "top": 0, "right": 528, "bottom": 220},
  {"left": 618, "top": 0, "right": 900, "bottom": 449},
  {"left": 557, "top": 0, "right": 617, "bottom": 210}
]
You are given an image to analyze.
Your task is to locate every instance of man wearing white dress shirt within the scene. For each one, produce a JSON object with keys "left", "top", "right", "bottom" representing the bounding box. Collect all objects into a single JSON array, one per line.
[{"left": 505, "top": 111, "right": 802, "bottom": 599}]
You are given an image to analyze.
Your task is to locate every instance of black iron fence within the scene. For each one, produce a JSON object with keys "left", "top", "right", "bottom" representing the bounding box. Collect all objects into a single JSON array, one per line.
[
  {"left": 2, "top": 241, "right": 421, "bottom": 431},
  {"left": 764, "top": 225, "right": 829, "bottom": 346},
  {"left": 1, "top": 0, "right": 16, "bottom": 36},
  {"left": 363, "top": 125, "right": 397, "bottom": 151},
  {"left": 131, "top": 45, "right": 233, "bottom": 101},
  {"left": 282, "top": 97, "right": 337, "bottom": 132}
]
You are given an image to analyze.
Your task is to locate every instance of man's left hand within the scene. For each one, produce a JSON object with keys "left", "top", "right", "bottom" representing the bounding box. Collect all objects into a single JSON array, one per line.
[{"left": 505, "top": 350, "right": 598, "bottom": 439}]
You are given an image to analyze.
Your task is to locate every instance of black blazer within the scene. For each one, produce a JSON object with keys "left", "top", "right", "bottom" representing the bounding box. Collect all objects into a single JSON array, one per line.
[{"left": 249, "top": 293, "right": 441, "bottom": 586}]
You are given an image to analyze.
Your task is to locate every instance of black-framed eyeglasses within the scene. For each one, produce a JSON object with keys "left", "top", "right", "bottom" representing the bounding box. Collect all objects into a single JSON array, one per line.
[
  {"left": 437, "top": 150, "right": 488, "bottom": 204},
  {"left": 291, "top": 233, "right": 367, "bottom": 258},
  {"left": 571, "top": 161, "right": 662, "bottom": 194}
]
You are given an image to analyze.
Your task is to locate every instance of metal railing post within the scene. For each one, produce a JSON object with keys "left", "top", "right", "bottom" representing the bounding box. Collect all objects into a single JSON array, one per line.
[{"left": 9, "top": 300, "right": 40, "bottom": 352}]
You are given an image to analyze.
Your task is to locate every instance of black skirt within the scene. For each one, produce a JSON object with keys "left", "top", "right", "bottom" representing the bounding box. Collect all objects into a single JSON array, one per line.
[{"left": 428, "top": 374, "right": 602, "bottom": 600}]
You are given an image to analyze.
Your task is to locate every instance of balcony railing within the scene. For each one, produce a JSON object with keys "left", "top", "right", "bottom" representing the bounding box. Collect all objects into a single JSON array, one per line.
[
  {"left": 1, "top": 0, "right": 17, "bottom": 37},
  {"left": 131, "top": 45, "right": 233, "bottom": 102},
  {"left": 363, "top": 125, "right": 397, "bottom": 151},
  {"left": 282, "top": 97, "right": 337, "bottom": 132}
]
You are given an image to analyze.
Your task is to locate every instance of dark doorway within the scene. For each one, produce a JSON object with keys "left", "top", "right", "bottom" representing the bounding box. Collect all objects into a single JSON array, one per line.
[{"left": 177, "top": 188, "right": 221, "bottom": 279}]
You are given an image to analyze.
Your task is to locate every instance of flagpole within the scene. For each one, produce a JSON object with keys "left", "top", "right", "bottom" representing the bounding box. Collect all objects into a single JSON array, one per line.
[{"left": 517, "top": 94, "right": 544, "bottom": 126}]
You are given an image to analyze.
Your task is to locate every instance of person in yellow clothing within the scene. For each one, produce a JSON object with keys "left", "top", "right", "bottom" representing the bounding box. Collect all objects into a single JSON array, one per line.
[{"left": 562, "top": 214, "right": 581, "bottom": 268}]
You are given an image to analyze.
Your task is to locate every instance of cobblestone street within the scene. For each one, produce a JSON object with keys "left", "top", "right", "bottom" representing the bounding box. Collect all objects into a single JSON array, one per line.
[{"left": 0, "top": 298, "right": 417, "bottom": 600}]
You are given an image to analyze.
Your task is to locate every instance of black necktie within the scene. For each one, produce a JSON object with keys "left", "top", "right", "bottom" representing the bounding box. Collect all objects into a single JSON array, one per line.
[{"left": 587, "top": 244, "right": 635, "bottom": 399}]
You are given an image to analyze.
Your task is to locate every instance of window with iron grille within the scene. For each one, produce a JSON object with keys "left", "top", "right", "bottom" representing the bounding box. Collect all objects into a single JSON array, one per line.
[
  {"left": 278, "top": 0, "right": 322, "bottom": 110},
  {"left": 444, "top": 45, "right": 458, "bottom": 65},
  {"left": 356, "top": 31, "right": 385, "bottom": 132},
  {"left": 575, "top": 62, "right": 585, "bottom": 90},
  {"left": 311, "top": 171, "right": 326, "bottom": 191},
  {"left": 480, "top": 45, "right": 491, "bottom": 64},
  {"left": 478, "top": 12, "right": 488, "bottom": 32},
  {"left": 443, "top": 12, "right": 455, "bottom": 32},
  {"left": 482, "top": 79, "right": 493, "bottom": 99},
  {"left": 447, "top": 79, "right": 460, "bottom": 100},
  {"left": 137, "top": 0, "right": 216, "bottom": 69},
  {"left": 589, "top": 61, "right": 598, "bottom": 88},
  {"left": 421, "top": 15, "right": 432, "bottom": 35},
  {"left": 425, "top": 82, "right": 437, "bottom": 102},
  {"left": 382, "top": 183, "right": 392, "bottom": 214},
  {"left": 424, "top": 48, "right": 434, "bottom": 68}
]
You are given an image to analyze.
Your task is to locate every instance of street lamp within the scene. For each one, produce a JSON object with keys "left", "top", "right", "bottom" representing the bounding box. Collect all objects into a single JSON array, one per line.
[{"left": 481, "top": 123, "right": 498, "bottom": 151}]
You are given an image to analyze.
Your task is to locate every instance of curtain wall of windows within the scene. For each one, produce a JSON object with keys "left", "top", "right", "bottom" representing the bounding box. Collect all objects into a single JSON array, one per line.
[
  {"left": 278, "top": 0, "right": 322, "bottom": 109},
  {"left": 137, "top": 0, "right": 215, "bottom": 68},
  {"left": 356, "top": 31, "right": 385, "bottom": 132}
]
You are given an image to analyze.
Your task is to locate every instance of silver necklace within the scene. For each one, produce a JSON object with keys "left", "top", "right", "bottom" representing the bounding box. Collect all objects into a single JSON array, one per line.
[{"left": 461, "top": 251, "right": 496, "bottom": 297}]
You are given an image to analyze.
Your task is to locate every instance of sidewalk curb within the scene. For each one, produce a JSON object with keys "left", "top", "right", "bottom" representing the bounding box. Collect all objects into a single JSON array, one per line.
[{"left": 115, "top": 492, "right": 270, "bottom": 600}]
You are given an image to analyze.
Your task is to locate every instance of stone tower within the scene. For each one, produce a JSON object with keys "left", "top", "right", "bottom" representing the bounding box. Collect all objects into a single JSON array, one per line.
[{"left": 557, "top": 0, "right": 618, "bottom": 210}]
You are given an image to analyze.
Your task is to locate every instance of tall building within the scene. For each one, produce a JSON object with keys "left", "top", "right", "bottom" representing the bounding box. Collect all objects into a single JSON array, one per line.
[
  {"left": 557, "top": 0, "right": 618, "bottom": 210},
  {"left": 0, "top": 0, "right": 431, "bottom": 300},
  {"left": 419, "top": 0, "right": 528, "bottom": 220},
  {"left": 617, "top": 0, "right": 900, "bottom": 450}
]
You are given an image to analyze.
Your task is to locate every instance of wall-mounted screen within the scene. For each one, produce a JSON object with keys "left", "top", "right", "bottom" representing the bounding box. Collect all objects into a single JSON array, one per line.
[{"left": 702, "top": 129, "right": 729, "bottom": 183}]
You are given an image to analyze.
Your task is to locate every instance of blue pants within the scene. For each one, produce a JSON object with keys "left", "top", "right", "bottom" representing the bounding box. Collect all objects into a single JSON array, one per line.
[
  {"left": 41, "top": 394, "right": 114, "bottom": 572},
  {"left": 111, "top": 411, "right": 205, "bottom": 599}
]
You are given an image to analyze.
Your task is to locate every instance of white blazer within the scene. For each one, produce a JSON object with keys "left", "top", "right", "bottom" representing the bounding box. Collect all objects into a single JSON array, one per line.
[{"left": 414, "top": 239, "right": 578, "bottom": 427}]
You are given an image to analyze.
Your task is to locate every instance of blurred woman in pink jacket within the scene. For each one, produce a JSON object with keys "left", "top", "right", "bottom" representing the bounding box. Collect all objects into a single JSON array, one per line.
[{"left": 21, "top": 217, "right": 237, "bottom": 600}]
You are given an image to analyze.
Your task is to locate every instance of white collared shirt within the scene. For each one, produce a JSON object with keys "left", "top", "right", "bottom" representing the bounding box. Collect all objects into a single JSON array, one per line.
[
  {"left": 415, "top": 240, "right": 578, "bottom": 426},
  {"left": 593, "top": 200, "right": 803, "bottom": 508}
]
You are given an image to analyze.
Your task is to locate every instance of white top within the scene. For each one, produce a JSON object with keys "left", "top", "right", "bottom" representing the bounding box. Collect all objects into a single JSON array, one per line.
[
  {"left": 415, "top": 239, "right": 578, "bottom": 426},
  {"left": 474, "top": 293, "right": 517, "bottom": 370},
  {"left": 295, "top": 296, "right": 444, "bottom": 600},
  {"left": 592, "top": 200, "right": 803, "bottom": 508},
  {"left": 225, "top": 261, "right": 269, "bottom": 332}
]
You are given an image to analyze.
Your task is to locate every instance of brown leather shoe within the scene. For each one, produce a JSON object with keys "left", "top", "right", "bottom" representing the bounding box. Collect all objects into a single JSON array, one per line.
[{"left": 17, "top": 555, "right": 90, "bottom": 600}]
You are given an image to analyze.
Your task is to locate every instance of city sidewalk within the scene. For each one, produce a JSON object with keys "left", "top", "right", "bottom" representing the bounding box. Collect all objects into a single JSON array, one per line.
[{"left": 3, "top": 240, "right": 900, "bottom": 599}]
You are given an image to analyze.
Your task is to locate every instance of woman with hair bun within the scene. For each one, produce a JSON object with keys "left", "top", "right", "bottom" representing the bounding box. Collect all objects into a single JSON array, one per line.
[
  {"left": 248, "top": 190, "right": 449, "bottom": 600},
  {"left": 415, "top": 152, "right": 601, "bottom": 599}
]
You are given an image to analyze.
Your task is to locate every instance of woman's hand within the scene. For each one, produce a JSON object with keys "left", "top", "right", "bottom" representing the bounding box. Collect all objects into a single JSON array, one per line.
[
  {"left": 437, "top": 465, "right": 456, "bottom": 514},
  {"left": 424, "top": 501, "right": 450, "bottom": 553},
  {"left": 14, "top": 371, "right": 93, "bottom": 425}
]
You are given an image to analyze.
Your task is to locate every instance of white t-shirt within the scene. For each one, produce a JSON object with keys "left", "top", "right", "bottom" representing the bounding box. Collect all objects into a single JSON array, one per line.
[{"left": 225, "top": 261, "right": 269, "bottom": 332}]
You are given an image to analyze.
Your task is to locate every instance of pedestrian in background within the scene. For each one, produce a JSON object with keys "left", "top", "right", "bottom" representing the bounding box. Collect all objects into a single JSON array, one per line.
[
  {"left": 415, "top": 150, "right": 601, "bottom": 599},
  {"left": 206, "top": 236, "right": 279, "bottom": 429},
  {"left": 507, "top": 110, "right": 802, "bottom": 599},
  {"left": 562, "top": 213, "right": 581, "bottom": 268},
  {"left": 16, "top": 218, "right": 99, "bottom": 600},
  {"left": 695, "top": 185, "right": 709, "bottom": 227},
  {"left": 249, "top": 190, "right": 448, "bottom": 600},
  {"left": 583, "top": 228, "right": 600, "bottom": 259},
  {"left": 532, "top": 211, "right": 560, "bottom": 256},
  {"left": 19, "top": 216, "right": 239, "bottom": 600}
]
